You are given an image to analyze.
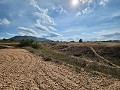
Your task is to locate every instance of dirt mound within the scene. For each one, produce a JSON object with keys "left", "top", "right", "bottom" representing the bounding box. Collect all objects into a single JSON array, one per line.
[
  {"left": 0, "top": 49, "right": 120, "bottom": 90},
  {"left": 54, "top": 45, "right": 120, "bottom": 67},
  {"left": 54, "top": 45, "right": 95, "bottom": 57},
  {"left": 93, "top": 46, "right": 120, "bottom": 66}
]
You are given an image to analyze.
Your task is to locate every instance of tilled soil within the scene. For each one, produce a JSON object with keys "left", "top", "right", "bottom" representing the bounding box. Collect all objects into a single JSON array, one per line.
[{"left": 0, "top": 49, "right": 120, "bottom": 90}]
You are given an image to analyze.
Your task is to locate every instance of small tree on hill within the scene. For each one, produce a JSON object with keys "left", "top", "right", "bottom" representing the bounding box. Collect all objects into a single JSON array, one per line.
[
  {"left": 3, "top": 38, "right": 6, "bottom": 41},
  {"left": 79, "top": 39, "right": 83, "bottom": 43}
]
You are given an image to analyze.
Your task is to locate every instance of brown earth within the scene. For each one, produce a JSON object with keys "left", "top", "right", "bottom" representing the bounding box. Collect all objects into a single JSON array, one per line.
[{"left": 0, "top": 49, "right": 120, "bottom": 90}]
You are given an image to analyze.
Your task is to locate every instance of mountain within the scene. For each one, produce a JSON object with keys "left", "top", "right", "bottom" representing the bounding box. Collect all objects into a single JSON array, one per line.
[{"left": 10, "top": 36, "right": 52, "bottom": 42}]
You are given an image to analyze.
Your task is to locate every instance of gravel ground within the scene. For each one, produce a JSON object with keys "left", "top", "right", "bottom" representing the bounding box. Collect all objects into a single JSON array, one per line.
[{"left": 0, "top": 49, "right": 120, "bottom": 90}]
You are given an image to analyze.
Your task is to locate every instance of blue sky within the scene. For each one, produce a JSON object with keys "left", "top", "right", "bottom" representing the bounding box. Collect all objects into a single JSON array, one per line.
[{"left": 0, "top": 0, "right": 120, "bottom": 41}]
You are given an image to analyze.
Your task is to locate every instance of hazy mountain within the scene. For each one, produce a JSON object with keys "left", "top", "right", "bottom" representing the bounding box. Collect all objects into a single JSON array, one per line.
[{"left": 10, "top": 36, "right": 52, "bottom": 42}]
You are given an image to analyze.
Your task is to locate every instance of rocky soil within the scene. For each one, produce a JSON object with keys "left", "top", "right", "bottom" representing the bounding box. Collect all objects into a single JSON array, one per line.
[{"left": 0, "top": 49, "right": 120, "bottom": 90}]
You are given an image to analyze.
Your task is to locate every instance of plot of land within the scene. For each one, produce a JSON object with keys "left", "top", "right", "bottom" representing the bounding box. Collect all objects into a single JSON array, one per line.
[{"left": 0, "top": 48, "right": 120, "bottom": 90}]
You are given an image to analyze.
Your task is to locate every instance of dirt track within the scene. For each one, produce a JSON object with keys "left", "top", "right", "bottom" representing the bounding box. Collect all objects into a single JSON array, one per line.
[{"left": 0, "top": 49, "right": 120, "bottom": 90}]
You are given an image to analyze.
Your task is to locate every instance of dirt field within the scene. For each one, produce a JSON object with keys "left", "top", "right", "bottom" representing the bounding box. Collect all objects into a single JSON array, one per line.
[{"left": 0, "top": 49, "right": 120, "bottom": 90}]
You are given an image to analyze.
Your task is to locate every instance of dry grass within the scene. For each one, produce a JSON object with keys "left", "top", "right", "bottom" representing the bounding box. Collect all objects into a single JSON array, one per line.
[{"left": 23, "top": 42, "right": 120, "bottom": 79}]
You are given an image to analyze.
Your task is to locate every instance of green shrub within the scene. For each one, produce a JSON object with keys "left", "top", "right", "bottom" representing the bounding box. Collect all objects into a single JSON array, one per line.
[
  {"left": 19, "top": 39, "right": 40, "bottom": 49},
  {"left": 32, "top": 42, "right": 40, "bottom": 49},
  {"left": 19, "top": 39, "right": 34, "bottom": 47}
]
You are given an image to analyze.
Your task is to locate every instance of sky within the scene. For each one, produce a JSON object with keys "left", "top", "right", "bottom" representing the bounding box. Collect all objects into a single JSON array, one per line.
[{"left": 0, "top": 0, "right": 120, "bottom": 41}]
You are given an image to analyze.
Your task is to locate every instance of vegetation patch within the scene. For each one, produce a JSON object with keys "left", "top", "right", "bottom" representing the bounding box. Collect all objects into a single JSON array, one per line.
[
  {"left": 23, "top": 42, "right": 120, "bottom": 79},
  {"left": 0, "top": 45, "right": 7, "bottom": 49},
  {"left": 18, "top": 39, "right": 41, "bottom": 49}
]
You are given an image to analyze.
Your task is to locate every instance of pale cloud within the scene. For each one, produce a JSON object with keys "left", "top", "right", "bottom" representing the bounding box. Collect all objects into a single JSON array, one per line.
[
  {"left": 75, "top": 0, "right": 109, "bottom": 15},
  {"left": 30, "top": 0, "right": 41, "bottom": 11},
  {"left": 59, "top": 5, "right": 67, "bottom": 14},
  {"left": 33, "top": 13, "right": 57, "bottom": 31},
  {"left": 34, "top": 23, "right": 49, "bottom": 31},
  {"left": 99, "top": 0, "right": 109, "bottom": 6},
  {"left": 30, "top": 0, "right": 48, "bottom": 13},
  {"left": 79, "top": 0, "right": 93, "bottom": 4},
  {"left": 92, "top": 28, "right": 120, "bottom": 40},
  {"left": 34, "top": 12, "right": 55, "bottom": 26},
  {"left": 76, "top": 12, "right": 81, "bottom": 16},
  {"left": 29, "top": 0, "right": 60, "bottom": 38},
  {"left": 36, "top": 31, "right": 61, "bottom": 38},
  {"left": 17, "top": 27, "right": 40, "bottom": 37},
  {"left": 79, "top": 0, "right": 109, "bottom": 6},
  {"left": 40, "top": 32, "right": 61, "bottom": 38},
  {"left": 82, "top": 7, "right": 93, "bottom": 14},
  {"left": 52, "top": 4, "right": 67, "bottom": 14},
  {"left": 0, "top": 18, "right": 10, "bottom": 25},
  {"left": 48, "top": 26, "right": 57, "bottom": 31},
  {"left": 48, "top": 31, "right": 61, "bottom": 37},
  {"left": 102, "top": 32, "right": 120, "bottom": 39}
]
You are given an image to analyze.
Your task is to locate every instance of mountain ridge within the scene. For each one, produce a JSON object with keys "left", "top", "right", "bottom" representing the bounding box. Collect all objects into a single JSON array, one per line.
[{"left": 10, "top": 36, "right": 52, "bottom": 42}]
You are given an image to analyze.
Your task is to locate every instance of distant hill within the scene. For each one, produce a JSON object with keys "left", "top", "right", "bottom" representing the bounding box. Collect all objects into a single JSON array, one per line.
[{"left": 9, "top": 36, "right": 52, "bottom": 42}]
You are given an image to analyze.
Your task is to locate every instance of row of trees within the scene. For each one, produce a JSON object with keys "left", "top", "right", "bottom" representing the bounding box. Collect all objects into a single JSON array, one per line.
[{"left": 2, "top": 38, "right": 83, "bottom": 43}]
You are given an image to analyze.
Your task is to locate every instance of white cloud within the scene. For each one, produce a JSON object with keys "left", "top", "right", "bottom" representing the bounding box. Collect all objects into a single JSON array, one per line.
[
  {"left": 82, "top": 7, "right": 93, "bottom": 14},
  {"left": 92, "top": 28, "right": 120, "bottom": 40},
  {"left": 75, "top": 0, "right": 109, "bottom": 15},
  {"left": 29, "top": 0, "right": 62, "bottom": 38},
  {"left": 99, "top": 0, "right": 109, "bottom": 6},
  {"left": 48, "top": 26, "right": 57, "bottom": 31},
  {"left": 79, "top": 0, "right": 109, "bottom": 6},
  {"left": 79, "top": 0, "right": 93, "bottom": 4},
  {"left": 34, "top": 19, "right": 57, "bottom": 32},
  {"left": 34, "top": 23, "right": 49, "bottom": 31},
  {"left": 58, "top": 5, "right": 67, "bottom": 14},
  {"left": 34, "top": 12, "right": 55, "bottom": 26},
  {"left": 48, "top": 32, "right": 61, "bottom": 37},
  {"left": 17, "top": 27, "right": 40, "bottom": 37},
  {"left": 30, "top": 0, "right": 41, "bottom": 11},
  {"left": 30, "top": 0, "right": 48, "bottom": 13},
  {"left": 102, "top": 32, "right": 120, "bottom": 39},
  {"left": 52, "top": 4, "right": 67, "bottom": 15},
  {"left": 76, "top": 12, "right": 81, "bottom": 16},
  {"left": 0, "top": 18, "right": 10, "bottom": 25},
  {"left": 29, "top": 0, "right": 61, "bottom": 38}
]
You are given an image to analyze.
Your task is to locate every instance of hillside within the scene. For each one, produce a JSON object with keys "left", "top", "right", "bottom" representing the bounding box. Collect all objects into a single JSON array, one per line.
[{"left": 0, "top": 41, "right": 120, "bottom": 90}]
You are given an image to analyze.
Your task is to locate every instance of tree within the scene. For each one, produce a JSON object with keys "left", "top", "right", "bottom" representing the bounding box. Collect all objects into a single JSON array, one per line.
[
  {"left": 3, "top": 38, "right": 6, "bottom": 41},
  {"left": 79, "top": 39, "right": 83, "bottom": 43}
]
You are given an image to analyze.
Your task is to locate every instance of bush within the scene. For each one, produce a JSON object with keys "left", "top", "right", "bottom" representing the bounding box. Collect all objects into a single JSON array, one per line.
[
  {"left": 32, "top": 42, "right": 40, "bottom": 49},
  {"left": 19, "top": 39, "right": 40, "bottom": 49},
  {"left": 19, "top": 39, "right": 34, "bottom": 47}
]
